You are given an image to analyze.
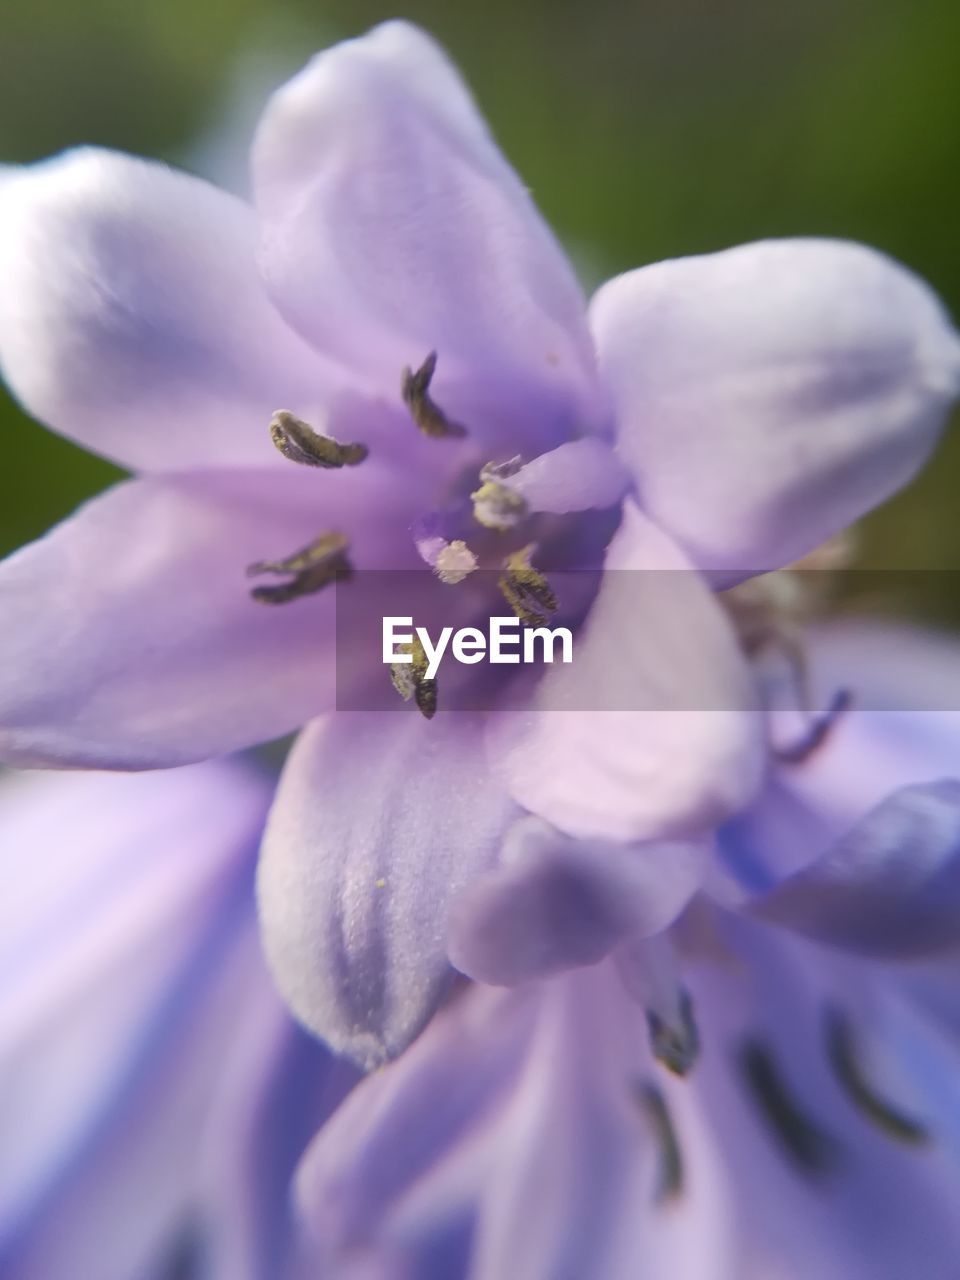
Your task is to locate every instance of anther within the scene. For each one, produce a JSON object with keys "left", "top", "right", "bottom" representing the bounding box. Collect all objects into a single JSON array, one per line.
[
  {"left": 775, "top": 688, "right": 852, "bottom": 765},
  {"left": 390, "top": 635, "right": 438, "bottom": 719},
  {"left": 647, "top": 989, "right": 701, "bottom": 1078},
  {"left": 269, "top": 411, "right": 368, "bottom": 468},
  {"left": 634, "top": 1082, "right": 684, "bottom": 1203},
  {"left": 824, "top": 1006, "right": 930, "bottom": 1146},
  {"left": 471, "top": 459, "right": 529, "bottom": 532},
  {"left": 401, "top": 351, "right": 468, "bottom": 439},
  {"left": 247, "top": 531, "right": 351, "bottom": 604},
  {"left": 739, "top": 1039, "right": 841, "bottom": 1177},
  {"left": 499, "top": 544, "right": 558, "bottom": 628}
]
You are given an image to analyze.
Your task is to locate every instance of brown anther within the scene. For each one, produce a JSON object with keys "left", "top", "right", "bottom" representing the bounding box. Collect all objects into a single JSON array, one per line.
[
  {"left": 401, "top": 352, "right": 467, "bottom": 440},
  {"left": 499, "top": 545, "right": 558, "bottom": 628},
  {"left": 775, "top": 688, "right": 853, "bottom": 765},
  {"left": 634, "top": 1082, "right": 684, "bottom": 1204},
  {"left": 823, "top": 1006, "right": 929, "bottom": 1146},
  {"left": 269, "top": 411, "right": 368, "bottom": 468},
  {"left": 247, "top": 531, "right": 351, "bottom": 604},
  {"left": 646, "top": 989, "right": 701, "bottom": 1078},
  {"left": 390, "top": 635, "right": 438, "bottom": 719}
]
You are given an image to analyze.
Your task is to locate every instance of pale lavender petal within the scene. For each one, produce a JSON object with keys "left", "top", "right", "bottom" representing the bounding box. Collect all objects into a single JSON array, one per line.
[
  {"left": 487, "top": 500, "right": 764, "bottom": 842},
  {"left": 295, "top": 982, "right": 538, "bottom": 1258},
  {"left": 690, "top": 922, "right": 960, "bottom": 1280},
  {"left": 748, "top": 780, "right": 960, "bottom": 956},
  {"left": 2, "top": 923, "right": 267, "bottom": 1280},
  {"left": 467, "top": 968, "right": 736, "bottom": 1280},
  {"left": 196, "top": 984, "right": 355, "bottom": 1280},
  {"left": 0, "top": 465, "right": 410, "bottom": 768},
  {"left": 721, "top": 622, "right": 960, "bottom": 891},
  {"left": 257, "top": 712, "right": 518, "bottom": 1067},
  {"left": 0, "top": 762, "right": 270, "bottom": 1276},
  {"left": 448, "top": 815, "right": 706, "bottom": 984},
  {"left": 298, "top": 963, "right": 737, "bottom": 1280},
  {"left": 592, "top": 240, "right": 960, "bottom": 582},
  {"left": 253, "top": 21, "right": 598, "bottom": 453},
  {"left": 0, "top": 148, "right": 339, "bottom": 472}
]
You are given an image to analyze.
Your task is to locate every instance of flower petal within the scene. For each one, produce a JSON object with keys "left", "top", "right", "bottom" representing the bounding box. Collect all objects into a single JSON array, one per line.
[
  {"left": 0, "top": 762, "right": 269, "bottom": 1276},
  {"left": 256, "top": 712, "right": 518, "bottom": 1068},
  {"left": 448, "top": 815, "right": 706, "bottom": 984},
  {"left": 0, "top": 466, "right": 406, "bottom": 768},
  {"left": 748, "top": 780, "right": 960, "bottom": 955},
  {"left": 297, "top": 963, "right": 737, "bottom": 1280},
  {"left": 487, "top": 500, "right": 765, "bottom": 842},
  {"left": 0, "top": 148, "right": 337, "bottom": 472},
  {"left": 197, "top": 998, "right": 354, "bottom": 1280},
  {"left": 252, "top": 21, "right": 598, "bottom": 452},
  {"left": 592, "top": 239, "right": 960, "bottom": 581},
  {"left": 720, "top": 623, "right": 960, "bottom": 893},
  {"left": 690, "top": 920, "right": 960, "bottom": 1280},
  {"left": 295, "top": 981, "right": 538, "bottom": 1261}
]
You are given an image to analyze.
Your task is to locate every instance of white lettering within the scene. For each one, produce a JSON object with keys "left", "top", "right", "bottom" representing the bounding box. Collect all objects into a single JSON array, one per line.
[
  {"left": 489, "top": 615, "right": 521, "bottom": 664},
  {"left": 418, "top": 625, "right": 453, "bottom": 680},
  {"left": 524, "top": 626, "right": 573, "bottom": 665},
  {"left": 383, "top": 617, "right": 413, "bottom": 663},
  {"left": 452, "top": 626, "right": 487, "bottom": 664},
  {"left": 382, "top": 616, "right": 574, "bottom": 674}
]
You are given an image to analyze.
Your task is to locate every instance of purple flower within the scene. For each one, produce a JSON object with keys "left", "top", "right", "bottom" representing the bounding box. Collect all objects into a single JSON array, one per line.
[
  {"left": 0, "top": 761, "right": 354, "bottom": 1279},
  {"left": 1, "top": 21, "right": 959, "bottom": 1067},
  {"left": 295, "top": 624, "right": 960, "bottom": 1279}
]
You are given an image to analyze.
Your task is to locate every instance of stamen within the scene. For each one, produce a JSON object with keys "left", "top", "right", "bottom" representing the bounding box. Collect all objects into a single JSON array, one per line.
[
  {"left": 269, "top": 411, "right": 368, "bottom": 468},
  {"left": 471, "top": 459, "right": 529, "bottom": 531},
  {"left": 498, "top": 544, "right": 558, "bottom": 628},
  {"left": 775, "top": 688, "right": 852, "bottom": 765},
  {"left": 647, "top": 988, "right": 701, "bottom": 1078},
  {"left": 634, "top": 1082, "right": 684, "bottom": 1203},
  {"left": 434, "top": 539, "right": 478, "bottom": 585},
  {"left": 247, "top": 531, "right": 351, "bottom": 604},
  {"left": 824, "top": 1007, "right": 930, "bottom": 1146},
  {"left": 739, "top": 1039, "right": 841, "bottom": 1176},
  {"left": 390, "top": 635, "right": 438, "bottom": 719},
  {"left": 401, "top": 351, "right": 467, "bottom": 439}
]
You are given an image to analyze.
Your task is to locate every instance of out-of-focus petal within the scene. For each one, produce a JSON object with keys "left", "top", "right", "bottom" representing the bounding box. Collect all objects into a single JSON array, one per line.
[
  {"left": 721, "top": 622, "right": 960, "bottom": 891},
  {"left": 0, "top": 762, "right": 270, "bottom": 1277},
  {"left": 690, "top": 920, "right": 960, "bottom": 1280},
  {"left": 257, "top": 712, "right": 518, "bottom": 1068},
  {"left": 747, "top": 780, "right": 960, "bottom": 956},
  {"left": 448, "top": 815, "right": 706, "bottom": 984},
  {"left": 197, "top": 988, "right": 355, "bottom": 1280},
  {"left": 252, "top": 21, "right": 598, "bottom": 454},
  {"left": 487, "top": 500, "right": 764, "bottom": 842},
  {"left": 0, "top": 465, "right": 409, "bottom": 768},
  {"left": 297, "top": 963, "right": 738, "bottom": 1280},
  {"left": 295, "top": 982, "right": 538, "bottom": 1260},
  {"left": 592, "top": 240, "right": 960, "bottom": 582},
  {"left": 0, "top": 148, "right": 338, "bottom": 472}
]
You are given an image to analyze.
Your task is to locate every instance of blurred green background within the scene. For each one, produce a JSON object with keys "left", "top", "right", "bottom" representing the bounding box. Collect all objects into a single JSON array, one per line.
[{"left": 2, "top": 0, "right": 960, "bottom": 619}]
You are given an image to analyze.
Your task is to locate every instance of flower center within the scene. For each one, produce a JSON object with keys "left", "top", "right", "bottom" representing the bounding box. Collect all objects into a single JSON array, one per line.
[{"left": 247, "top": 350, "right": 600, "bottom": 716}]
